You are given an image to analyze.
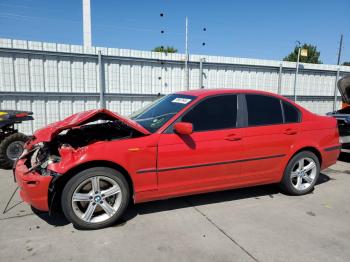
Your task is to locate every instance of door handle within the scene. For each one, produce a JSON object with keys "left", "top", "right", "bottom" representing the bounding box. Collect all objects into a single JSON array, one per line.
[
  {"left": 284, "top": 128, "right": 297, "bottom": 135},
  {"left": 225, "top": 135, "right": 242, "bottom": 141}
]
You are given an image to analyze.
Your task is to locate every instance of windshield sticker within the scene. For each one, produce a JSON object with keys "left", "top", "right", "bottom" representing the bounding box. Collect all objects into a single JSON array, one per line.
[{"left": 171, "top": 98, "right": 192, "bottom": 104}]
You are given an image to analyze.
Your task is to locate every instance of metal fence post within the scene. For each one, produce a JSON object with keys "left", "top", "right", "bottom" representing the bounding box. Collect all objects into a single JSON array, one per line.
[
  {"left": 277, "top": 63, "right": 283, "bottom": 95},
  {"left": 333, "top": 68, "right": 340, "bottom": 111},
  {"left": 293, "top": 47, "right": 301, "bottom": 102},
  {"left": 199, "top": 58, "right": 204, "bottom": 88},
  {"left": 185, "top": 54, "right": 190, "bottom": 90},
  {"left": 12, "top": 54, "right": 16, "bottom": 92},
  {"left": 98, "top": 50, "right": 105, "bottom": 109}
]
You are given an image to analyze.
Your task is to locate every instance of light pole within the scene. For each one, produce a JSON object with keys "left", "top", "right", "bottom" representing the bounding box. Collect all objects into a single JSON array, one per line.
[
  {"left": 82, "top": 0, "right": 92, "bottom": 47},
  {"left": 333, "top": 34, "right": 343, "bottom": 111},
  {"left": 293, "top": 42, "right": 308, "bottom": 102},
  {"left": 293, "top": 41, "right": 301, "bottom": 102},
  {"left": 184, "top": 17, "right": 189, "bottom": 90}
]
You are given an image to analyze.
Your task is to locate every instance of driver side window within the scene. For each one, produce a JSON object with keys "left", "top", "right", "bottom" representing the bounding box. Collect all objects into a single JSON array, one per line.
[{"left": 182, "top": 95, "right": 237, "bottom": 132}]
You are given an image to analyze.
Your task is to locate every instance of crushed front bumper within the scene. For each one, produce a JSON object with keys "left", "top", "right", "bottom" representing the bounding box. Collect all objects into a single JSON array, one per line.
[{"left": 14, "top": 159, "right": 52, "bottom": 211}]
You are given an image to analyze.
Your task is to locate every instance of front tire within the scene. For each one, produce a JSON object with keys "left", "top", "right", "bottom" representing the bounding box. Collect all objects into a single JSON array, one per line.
[
  {"left": 280, "top": 151, "right": 320, "bottom": 195},
  {"left": 61, "top": 167, "right": 129, "bottom": 230}
]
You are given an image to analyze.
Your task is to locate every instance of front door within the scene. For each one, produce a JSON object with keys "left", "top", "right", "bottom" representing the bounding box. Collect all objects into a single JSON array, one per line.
[{"left": 156, "top": 94, "right": 244, "bottom": 198}]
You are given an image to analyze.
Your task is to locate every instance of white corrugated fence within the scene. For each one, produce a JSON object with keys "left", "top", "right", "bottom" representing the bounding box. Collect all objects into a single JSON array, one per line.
[{"left": 0, "top": 38, "right": 349, "bottom": 134}]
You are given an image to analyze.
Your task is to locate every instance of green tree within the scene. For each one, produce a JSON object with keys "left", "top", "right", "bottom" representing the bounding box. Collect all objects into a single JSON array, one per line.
[
  {"left": 283, "top": 43, "right": 322, "bottom": 64},
  {"left": 342, "top": 61, "right": 350, "bottom": 66},
  {"left": 152, "top": 46, "right": 178, "bottom": 53}
]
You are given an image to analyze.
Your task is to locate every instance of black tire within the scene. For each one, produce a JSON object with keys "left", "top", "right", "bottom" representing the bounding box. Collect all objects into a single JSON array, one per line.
[
  {"left": 0, "top": 132, "right": 28, "bottom": 169},
  {"left": 280, "top": 151, "right": 320, "bottom": 195},
  {"left": 61, "top": 167, "right": 129, "bottom": 230}
]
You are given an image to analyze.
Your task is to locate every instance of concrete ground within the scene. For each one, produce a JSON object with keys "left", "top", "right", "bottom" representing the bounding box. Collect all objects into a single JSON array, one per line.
[{"left": 0, "top": 153, "right": 349, "bottom": 262}]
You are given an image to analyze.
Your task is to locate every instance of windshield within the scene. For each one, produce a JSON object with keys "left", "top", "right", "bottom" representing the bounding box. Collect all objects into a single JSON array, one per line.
[{"left": 130, "top": 94, "right": 196, "bottom": 133}]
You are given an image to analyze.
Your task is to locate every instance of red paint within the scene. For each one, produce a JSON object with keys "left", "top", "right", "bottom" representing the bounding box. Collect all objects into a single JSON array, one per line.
[
  {"left": 15, "top": 159, "right": 52, "bottom": 210},
  {"left": 174, "top": 122, "right": 193, "bottom": 135},
  {"left": 15, "top": 113, "right": 29, "bottom": 118},
  {"left": 15, "top": 89, "right": 341, "bottom": 211}
]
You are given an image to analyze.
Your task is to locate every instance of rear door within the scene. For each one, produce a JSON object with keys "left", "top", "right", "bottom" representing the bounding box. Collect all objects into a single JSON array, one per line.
[
  {"left": 156, "top": 94, "right": 244, "bottom": 196},
  {"left": 240, "top": 94, "right": 301, "bottom": 183}
]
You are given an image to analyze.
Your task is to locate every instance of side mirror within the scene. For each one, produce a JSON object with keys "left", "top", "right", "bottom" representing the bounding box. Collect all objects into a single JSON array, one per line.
[{"left": 174, "top": 122, "right": 193, "bottom": 135}]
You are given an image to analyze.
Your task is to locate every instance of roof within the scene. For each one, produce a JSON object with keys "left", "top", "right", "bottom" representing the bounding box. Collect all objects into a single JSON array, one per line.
[
  {"left": 176, "top": 88, "right": 284, "bottom": 99},
  {"left": 175, "top": 88, "right": 315, "bottom": 118}
]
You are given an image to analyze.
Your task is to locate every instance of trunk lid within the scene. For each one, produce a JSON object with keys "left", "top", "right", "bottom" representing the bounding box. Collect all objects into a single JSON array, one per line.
[
  {"left": 32, "top": 109, "right": 150, "bottom": 142},
  {"left": 338, "top": 75, "right": 350, "bottom": 104}
]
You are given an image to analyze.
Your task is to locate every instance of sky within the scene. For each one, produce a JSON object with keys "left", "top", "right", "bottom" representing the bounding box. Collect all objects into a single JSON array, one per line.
[{"left": 0, "top": 0, "right": 349, "bottom": 65}]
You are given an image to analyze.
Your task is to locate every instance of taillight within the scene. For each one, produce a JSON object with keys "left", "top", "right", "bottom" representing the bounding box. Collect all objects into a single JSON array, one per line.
[{"left": 15, "top": 113, "right": 28, "bottom": 118}]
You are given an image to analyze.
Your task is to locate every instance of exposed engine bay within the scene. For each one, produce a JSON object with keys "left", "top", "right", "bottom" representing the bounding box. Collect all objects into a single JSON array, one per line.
[
  {"left": 327, "top": 75, "right": 350, "bottom": 148},
  {"left": 22, "top": 120, "right": 143, "bottom": 175},
  {"left": 53, "top": 120, "right": 139, "bottom": 148},
  {"left": 329, "top": 106, "right": 350, "bottom": 148}
]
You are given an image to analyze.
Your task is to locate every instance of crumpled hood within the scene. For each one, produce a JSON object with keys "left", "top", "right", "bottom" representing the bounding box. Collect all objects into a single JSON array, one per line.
[
  {"left": 338, "top": 75, "right": 350, "bottom": 104},
  {"left": 32, "top": 109, "right": 150, "bottom": 143}
]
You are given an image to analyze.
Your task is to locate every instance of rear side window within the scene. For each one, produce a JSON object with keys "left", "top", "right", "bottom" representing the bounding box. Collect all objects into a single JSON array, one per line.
[
  {"left": 246, "top": 94, "right": 283, "bottom": 126},
  {"left": 283, "top": 101, "right": 300, "bottom": 123},
  {"left": 182, "top": 95, "right": 237, "bottom": 131}
]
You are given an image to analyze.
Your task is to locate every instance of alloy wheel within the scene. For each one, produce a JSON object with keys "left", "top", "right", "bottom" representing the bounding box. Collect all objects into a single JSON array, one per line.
[
  {"left": 290, "top": 157, "right": 317, "bottom": 191},
  {"left": 71, "top": 176, "right": 122, "bottom": 223}
]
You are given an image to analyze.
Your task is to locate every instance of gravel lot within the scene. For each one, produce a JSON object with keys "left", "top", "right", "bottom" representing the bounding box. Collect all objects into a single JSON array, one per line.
[{"left": 0, "top": 152, "right": 349, "bottom": 262}]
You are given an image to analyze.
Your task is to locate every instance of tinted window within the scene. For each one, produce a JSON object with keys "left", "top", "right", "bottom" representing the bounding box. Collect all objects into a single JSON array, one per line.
[
  {"left": 246, "top": 94, "right": 283, "bottom": 126},
  {"left": 131, "top": 94, "right": 196, "bottom": 133},
  {"left": 182, "top": 95, "right": 237, "bottom": 131},
  {"left": 283, "top": 101, "right": 300, "bottom": 123}
]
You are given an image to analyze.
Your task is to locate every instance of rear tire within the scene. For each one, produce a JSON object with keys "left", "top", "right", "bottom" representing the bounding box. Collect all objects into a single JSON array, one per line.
[
  {"left": 0, "top": 132, "right": 28, "bottom": 169},
  {"left": 280, "top": 151, "right": 320, "bottom": 195},
  {"left": 61, "top": 167, "right": 129, "bottom": 230}
]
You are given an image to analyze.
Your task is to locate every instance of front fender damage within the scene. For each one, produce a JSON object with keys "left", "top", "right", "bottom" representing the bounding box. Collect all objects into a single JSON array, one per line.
[
  {"left": 46, "top": 145, "right": 88, "bottom": 214},
  {"left": 19, "top": 110, "right": 147, "bottom": 214}
]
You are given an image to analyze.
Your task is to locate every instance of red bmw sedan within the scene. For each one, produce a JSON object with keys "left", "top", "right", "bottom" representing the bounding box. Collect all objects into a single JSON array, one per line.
[{"left": 14, "top": 89, "right": 340, "bottom": 229}]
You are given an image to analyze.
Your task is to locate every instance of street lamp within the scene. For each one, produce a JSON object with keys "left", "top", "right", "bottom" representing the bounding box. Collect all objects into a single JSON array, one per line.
[
  {"left": 293, "top": 41, "right": 308, "bottom": 102},
  {"left": 185, "top": 17, "right": 189, "bottom": 91}
]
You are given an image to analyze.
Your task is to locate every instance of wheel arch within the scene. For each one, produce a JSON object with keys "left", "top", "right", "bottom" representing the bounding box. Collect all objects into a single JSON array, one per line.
[
  {"left": 48, "top": 160, "right": 134, "bottom": 214},
  {"left": 290, "top": 146, "right": 322, "bottom": 166}
]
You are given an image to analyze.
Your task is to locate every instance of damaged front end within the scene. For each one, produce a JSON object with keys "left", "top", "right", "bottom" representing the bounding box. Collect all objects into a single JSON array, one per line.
[
  {"left": 327, "top": 107, "right": 350, "bottom": 146},
  {"left": 327, "top": 75, "right": 350, "bottom": 148},
  {"left": 20, "top": 142, "right": 60, "bottom": 177},
  {"left": 15, "top": 109, "right": 150, "bottom": 212}
]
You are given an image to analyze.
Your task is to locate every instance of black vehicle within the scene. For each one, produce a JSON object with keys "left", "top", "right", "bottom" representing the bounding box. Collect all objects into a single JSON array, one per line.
[
  {"left": 0, "top": 110, "right": 33, "bottom": 169},
  {"left": 327, "top": 75, "right": 350, "bottom": 149}
]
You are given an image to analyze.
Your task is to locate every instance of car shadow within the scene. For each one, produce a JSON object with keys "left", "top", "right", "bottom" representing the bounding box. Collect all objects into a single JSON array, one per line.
[
  {"left": 33, "top": 173, "right": 331, "bottom": 228},
  {"left": 118, "top": 172, "right": 331, "bottom": 226},
  {"left": 31, "top": 206, "right": 70, "bottom": 227},
  {"left": 339, "top": 151, "right": 350, "bottom": 163},
  {"left": 316, "top": 173, "right": 332, "bottom": 185}
]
